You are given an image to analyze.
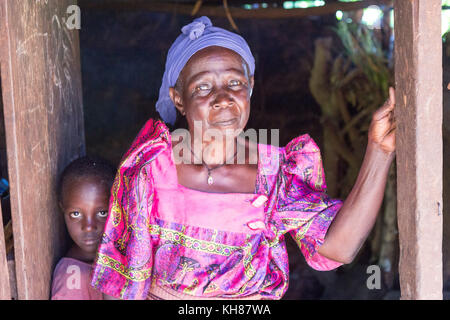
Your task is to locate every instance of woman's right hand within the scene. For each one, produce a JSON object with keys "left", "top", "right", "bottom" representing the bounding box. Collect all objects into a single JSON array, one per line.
[{"left": 367, "top": 87, "right": 396, "bottom": 154}]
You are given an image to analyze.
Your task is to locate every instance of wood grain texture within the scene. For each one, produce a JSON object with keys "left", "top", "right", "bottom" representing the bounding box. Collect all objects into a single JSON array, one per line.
[
  {"left": 394, "top": 0, "right": 443, "bottom": 300},
  {"left": 0, "top": 0, "right": 85, "bottom": 299}
]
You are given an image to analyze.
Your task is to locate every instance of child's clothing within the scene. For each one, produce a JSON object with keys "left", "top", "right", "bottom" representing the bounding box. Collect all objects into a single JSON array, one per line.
[
  {"left": 51, "top": 257, "right": 103, "bottom": 300},
  {"left": 91, "top": 119, "right": 343, "bottom": 300}
]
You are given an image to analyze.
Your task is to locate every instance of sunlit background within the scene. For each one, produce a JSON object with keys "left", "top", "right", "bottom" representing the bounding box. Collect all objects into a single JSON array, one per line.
[{"left": 242, "top": 0, "right": 450, "bottom": 36}]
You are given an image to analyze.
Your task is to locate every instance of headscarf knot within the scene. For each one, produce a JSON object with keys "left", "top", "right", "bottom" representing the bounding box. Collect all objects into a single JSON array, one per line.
[{"left": 181, "top": 16, "right": 212, "bottom": 40}]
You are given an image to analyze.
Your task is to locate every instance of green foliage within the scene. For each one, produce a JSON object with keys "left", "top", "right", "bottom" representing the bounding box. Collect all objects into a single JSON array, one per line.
[
  {"left": 333, "top": 21, "right": 392, "bottom": 122},
  {"left": 335, "top": 22, "right": 389, "bottom": 85},
  {"left": 309, "top": 20, "right": 393, "bottom": 197},
  {"left": 310, "top": 20, "right": 396, "bottom": 271}
]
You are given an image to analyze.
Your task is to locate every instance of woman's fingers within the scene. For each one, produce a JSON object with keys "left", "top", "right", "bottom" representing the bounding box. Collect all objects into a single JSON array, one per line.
[
  {"left": 373, "top": 87, "right": 396, "bottom": 121},
  {"left": 389, "top": 87, "right": 395, "bottom": 106},
  {"left": 368, "top": 87, "right": 397, "bottom": 152}
]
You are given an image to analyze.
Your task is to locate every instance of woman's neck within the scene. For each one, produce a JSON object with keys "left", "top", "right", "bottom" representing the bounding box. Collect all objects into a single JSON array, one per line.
[
  {"left": 189, "top": 135, "right": 240, "bottom": 167},
  {"left": 172, "top": 131, "right": 258, "bottom": 167}
]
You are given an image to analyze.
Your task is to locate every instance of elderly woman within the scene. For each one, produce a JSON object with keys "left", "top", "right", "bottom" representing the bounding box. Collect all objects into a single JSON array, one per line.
[{"left": 91, "top": 17, "right": 396, "bottom": 300}]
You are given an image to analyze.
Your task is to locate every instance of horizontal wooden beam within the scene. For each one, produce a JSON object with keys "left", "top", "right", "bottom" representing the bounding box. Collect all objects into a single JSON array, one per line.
[{"left": 80, "top": 0, "right": 393, "bottom": 19}]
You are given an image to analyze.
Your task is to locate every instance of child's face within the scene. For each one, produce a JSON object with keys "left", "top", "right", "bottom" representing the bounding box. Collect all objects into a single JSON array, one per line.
[{"left": 60, "top": 176, "right": 109, "bottom": 258}]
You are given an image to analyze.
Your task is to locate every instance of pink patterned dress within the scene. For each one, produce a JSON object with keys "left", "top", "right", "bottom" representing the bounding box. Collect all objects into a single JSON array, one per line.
[{"left": 91, "top": 119, "right": 343, "bottom": 300}]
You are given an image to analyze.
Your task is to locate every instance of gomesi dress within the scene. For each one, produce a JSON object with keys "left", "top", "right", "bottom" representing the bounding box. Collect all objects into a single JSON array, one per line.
[{"left": 91, "top": 119, "right": 343, "bottom": 300}]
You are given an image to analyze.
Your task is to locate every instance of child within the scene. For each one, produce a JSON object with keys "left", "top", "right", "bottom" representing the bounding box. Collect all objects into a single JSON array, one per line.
[{"left": 51, "top": 156, "right": 115, "bottom": 300}]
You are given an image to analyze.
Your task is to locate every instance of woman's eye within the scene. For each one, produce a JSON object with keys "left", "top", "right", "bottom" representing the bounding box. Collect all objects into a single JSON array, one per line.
[
  {"left": 98, "top": 211, "right": 108, "bottom": 218},
  {"left": 193, "top": 83, "right": 211, "bottom": 97},
  {"left": 69, "top": 211, "right": 81, "bottom": 218},
  {"left": 229, "top": 80, "right": 246, "bottom": 89},
  {"left": 195, "top": 84, "right": 211, "bottom": 91}
]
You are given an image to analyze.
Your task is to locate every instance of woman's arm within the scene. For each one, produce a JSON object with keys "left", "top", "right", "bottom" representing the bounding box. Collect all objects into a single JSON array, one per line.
[{"left": 317, "top": 87, "right": 396, "bottom": 264}]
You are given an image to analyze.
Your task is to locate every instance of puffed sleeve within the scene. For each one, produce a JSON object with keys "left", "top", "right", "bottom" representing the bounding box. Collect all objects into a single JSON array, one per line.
[
  {"left": 90, "top": 119, "right": 168, "bottom": 299},
  {"left": 270, "top": 134, "right": 343, "bottom": 271}
]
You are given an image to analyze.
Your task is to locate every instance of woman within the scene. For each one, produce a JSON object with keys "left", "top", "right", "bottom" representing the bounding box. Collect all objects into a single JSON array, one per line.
[{"left": 91, "top": 16, "right": 396, "bottom": 300}]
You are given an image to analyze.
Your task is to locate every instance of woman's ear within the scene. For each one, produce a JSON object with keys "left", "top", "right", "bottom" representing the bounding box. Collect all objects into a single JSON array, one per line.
[
  {"left": 169, "top": 87, "right": 185, "bottom": 115},
  {"left": 249, "top": 76, "right": 254, "bottom": 97}
]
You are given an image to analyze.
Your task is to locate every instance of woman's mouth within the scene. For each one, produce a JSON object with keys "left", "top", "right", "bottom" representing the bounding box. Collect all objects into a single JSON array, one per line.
[{"left": 212, "top": 118, "right": 238, "bottom": 126}]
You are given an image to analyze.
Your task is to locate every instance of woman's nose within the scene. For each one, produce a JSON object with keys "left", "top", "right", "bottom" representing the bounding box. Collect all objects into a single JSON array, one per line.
[{"left": 211, "top": 89, "right": 234, "bottom": 109}]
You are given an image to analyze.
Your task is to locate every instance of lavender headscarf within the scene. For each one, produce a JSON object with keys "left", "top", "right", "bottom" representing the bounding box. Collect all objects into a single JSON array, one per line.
[{"left": 155, "top": 16, "right": 256, "bottom": 125}]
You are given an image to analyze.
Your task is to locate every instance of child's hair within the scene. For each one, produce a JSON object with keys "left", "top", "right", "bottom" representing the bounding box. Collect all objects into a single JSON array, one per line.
[{"left": 58, "top": 156, "right": 116, "bottom": 204}]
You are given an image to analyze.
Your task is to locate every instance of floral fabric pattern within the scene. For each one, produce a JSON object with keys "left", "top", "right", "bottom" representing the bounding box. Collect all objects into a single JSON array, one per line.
[{"left": 91, "top": 119, "right": 343, "bottom": 300}]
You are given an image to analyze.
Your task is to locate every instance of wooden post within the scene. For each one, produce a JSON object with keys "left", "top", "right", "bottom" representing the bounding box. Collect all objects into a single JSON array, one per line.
[
  {"left": 394, "top": 0, "right": 443, "bottom": 299},
  {"left": 0, "top": 0, "right": 85, "bottom": 299}
]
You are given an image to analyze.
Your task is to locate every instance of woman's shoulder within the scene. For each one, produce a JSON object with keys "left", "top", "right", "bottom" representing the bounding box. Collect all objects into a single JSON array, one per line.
[
  {"left": 283, "top": 133, "right": 325, "bottom": 192},
  {"left": 257, "top": 134, "right": 320, "bottom": 170},
  {"left": 118, "top": 118, "right": 170, "bottom": 174},
  {"left": 257, "top": 133, "right": 319, "bottom": 157},
  {"left": 257, "top": 133, "right": 325, "bottom": 192},
  {"left": 284, "top": 133, "right": 320, "bottom": 156}
]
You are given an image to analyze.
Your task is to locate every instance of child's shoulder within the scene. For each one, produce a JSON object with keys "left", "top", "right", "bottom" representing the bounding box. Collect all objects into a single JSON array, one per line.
[
  {"left": 51, "top": 257, "right": 102, "bottom": 300},
  {"left": 53, "top": 257, "right": 92, "bottom": 277}
]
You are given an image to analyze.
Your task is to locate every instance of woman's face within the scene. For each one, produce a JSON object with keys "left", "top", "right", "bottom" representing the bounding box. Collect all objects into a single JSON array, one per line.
[
  {"left": 60, "top": 176, "right": 109, "bottom": 258},
  {"left": 169, "top": 46, "right": 254, "bottom": 138}
]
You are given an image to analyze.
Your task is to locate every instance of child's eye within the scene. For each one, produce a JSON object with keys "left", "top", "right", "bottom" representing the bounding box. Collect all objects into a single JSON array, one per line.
[
  {"left": 98, "top": 211, "right": 108, "bottom": 218},
  {"left": 69, "top": 211, "right": 81, "bottom": 218}
]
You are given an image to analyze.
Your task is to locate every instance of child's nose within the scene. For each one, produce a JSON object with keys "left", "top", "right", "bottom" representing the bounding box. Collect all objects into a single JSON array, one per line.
[{"left": 82, "top": 216, "right": 98, "bottom": 231}]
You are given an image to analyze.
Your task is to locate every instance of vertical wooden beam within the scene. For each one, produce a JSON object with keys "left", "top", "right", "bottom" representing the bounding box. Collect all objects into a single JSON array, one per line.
[
  {"left": 394, "top": 0, "right": 443, "bottom": 299},
  {"left": 0, "top": 0, "right": 85, "bottom": 299}
]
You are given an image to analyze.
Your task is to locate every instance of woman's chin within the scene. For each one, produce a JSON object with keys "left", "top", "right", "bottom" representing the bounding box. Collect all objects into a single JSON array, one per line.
[{"left": 208, "top": 119, "right": 244, "bottom": 135}]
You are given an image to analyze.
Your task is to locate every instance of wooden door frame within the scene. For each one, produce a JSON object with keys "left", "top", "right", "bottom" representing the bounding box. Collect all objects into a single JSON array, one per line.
[{"left": 0, "top": 0, "right": 85, "bottom": 299}]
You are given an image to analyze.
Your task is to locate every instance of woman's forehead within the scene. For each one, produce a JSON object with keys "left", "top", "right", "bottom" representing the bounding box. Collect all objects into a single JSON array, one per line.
[
  {"left": 190, "top": 46, "right": 243, "bottom": 60},
  {"left": 179, "top": 46, "right": 248, "bottom": 82}
]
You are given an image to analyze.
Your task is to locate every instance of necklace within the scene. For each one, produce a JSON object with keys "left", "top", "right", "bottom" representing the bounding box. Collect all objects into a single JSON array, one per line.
[{"left": 187, "top": 145, "right": 238, "bottom": 185}]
